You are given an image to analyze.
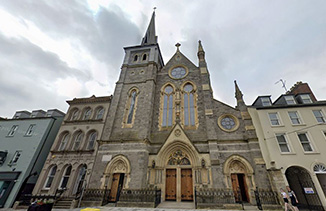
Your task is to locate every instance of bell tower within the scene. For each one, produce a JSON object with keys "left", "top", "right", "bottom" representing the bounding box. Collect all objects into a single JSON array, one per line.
[{"left": 102, "top": 11, "right": 164, "bottom": 142}]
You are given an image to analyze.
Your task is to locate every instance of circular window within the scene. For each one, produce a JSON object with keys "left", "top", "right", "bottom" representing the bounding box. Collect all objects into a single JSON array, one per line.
[
  {"left": 218, "top": 114, "right": 239, "bottom": 132},
  {"left": 169, "top": 66, "right": 187, "bottom": 79}
]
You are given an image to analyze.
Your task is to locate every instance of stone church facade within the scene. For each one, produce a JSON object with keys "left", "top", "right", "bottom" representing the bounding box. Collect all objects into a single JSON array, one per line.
[
  {"left": 31, "top": 12, "right": 280, "bottom": 209},
  {"left": 86, "top": 12, "right": 279, "bottom": 209}
]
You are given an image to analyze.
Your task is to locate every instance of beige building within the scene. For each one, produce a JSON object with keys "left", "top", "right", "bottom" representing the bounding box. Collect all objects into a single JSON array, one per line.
[
  {"left": 248, "top": 82, "right": 326, "bottom": 210},
  {"left": 32, "top": 95, "right": 111, "bottom": 208}
]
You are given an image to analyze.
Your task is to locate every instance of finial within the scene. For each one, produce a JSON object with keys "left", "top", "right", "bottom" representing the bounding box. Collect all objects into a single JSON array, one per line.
[
  {"left": 175, "top": 43, "right": 181, "bottom": 51},
  {"left": 153, "top": 7, "right": 157, "bottom": 11}
]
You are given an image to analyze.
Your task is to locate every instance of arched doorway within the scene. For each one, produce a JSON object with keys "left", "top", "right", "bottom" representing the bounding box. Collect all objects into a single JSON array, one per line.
[
  {"left": 224, "top": 155, "right": 254, "bottom": 203},
  {"left": 165, "top": 150, "right": 193, "bottom": 201},
  {"left": 103, "top": 155, "right": 130, "bottom": 203},
  {"left": 314, "top": 163, "right": 326, "bottom": 199},
  {"left": 286, "top": 166, "right": 324, "bottom": 210}
]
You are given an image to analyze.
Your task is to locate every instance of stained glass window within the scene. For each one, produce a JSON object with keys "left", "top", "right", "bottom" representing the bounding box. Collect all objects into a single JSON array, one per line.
[
  {"left": 183, "top": 84, "right": 195, "bottom": 126},
  {"left": 162, "top": 85, "right": 174, "bottom": 127}
]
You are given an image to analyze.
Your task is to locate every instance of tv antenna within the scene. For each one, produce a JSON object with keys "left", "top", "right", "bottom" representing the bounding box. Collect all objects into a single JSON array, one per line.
[{"left": 275, "top": 79, "right": 288, "bottom": 92}]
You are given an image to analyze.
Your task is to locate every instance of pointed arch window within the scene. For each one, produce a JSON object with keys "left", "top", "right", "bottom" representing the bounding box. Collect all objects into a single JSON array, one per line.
[
  {"left": 162, "top": 85, "right": 174, "bottom": 127},
  {"left": 183, "top": 83, "right": 196, "bottom": 127},
  {"left": 123, "top": 88, "right": 139, "bottom": 127}
]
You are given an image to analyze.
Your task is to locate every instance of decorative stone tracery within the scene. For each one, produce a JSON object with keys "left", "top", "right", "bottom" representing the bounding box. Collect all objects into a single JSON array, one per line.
[{"left": 167, "top": 150, "right": 191, "bottom": 165}]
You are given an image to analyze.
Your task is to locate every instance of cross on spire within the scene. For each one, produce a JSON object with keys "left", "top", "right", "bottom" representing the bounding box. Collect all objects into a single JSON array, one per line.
[{"left": 175, "top": 43, "right": 181, "bottom": 51}]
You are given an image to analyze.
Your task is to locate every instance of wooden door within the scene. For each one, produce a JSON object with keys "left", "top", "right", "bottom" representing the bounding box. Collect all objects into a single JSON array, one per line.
[
  {"left": 181, "top": 169, "right": 193, "bottom": 201},
  {"left": 166, "top": 169, "right": 176, "bottom": 200},
  {"left": 238, "top": 174, "right": 249, "bottom": 202},
  {"left": 108, "top": 173, "right": 120, "bottom": 202},
  {"left": 231, "top": 173, "right": 240, "bottom": 202}
]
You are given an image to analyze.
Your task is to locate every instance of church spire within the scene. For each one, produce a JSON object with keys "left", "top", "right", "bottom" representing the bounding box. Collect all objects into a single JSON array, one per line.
[
  {"left": 141, "top": 10, "right": 158, "bottom": 46},
  {"left": 197, "top": 40, "right": 205, "bottom": 61},
  {"left": 234, "top": 80, "right": 243, "bottom": 102}
]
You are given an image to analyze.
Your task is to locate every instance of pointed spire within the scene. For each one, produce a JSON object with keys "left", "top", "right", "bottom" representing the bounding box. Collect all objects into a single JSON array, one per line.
[
  {"left": 141, "top": 10, "right": 158, "bottom": 46},
  {"left": 197, "top": 40, "right": 205, "bottom": 61},
  {"left": 234, "top": 80, "right": 243, "bottom": 102}
]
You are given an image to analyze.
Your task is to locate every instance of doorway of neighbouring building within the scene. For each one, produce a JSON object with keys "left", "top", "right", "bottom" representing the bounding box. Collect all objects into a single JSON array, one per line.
[
  {"left": 231, "top": 173, "right": 249, "bottom": 203},
  {"left": 286, "top": 166, "right": 324, "bottom": 210},
  {"left": 181, "top": 169, "right": 193, "bottom": 201},
  {"left": 165, "top": 169, "right": 176, "bottom": 201},
  {"left": 108, "top": 173, "right": 124, "bottom": 202}
]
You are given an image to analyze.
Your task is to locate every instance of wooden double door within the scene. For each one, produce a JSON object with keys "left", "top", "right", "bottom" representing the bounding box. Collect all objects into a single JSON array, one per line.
[
  {"left": 166, "top": 169, "right": 193, "bottom": 201},
  {"left": 108, "top": 173, "right": 124, "bottom": 202},
  {"left": 231, "top": 173, "right": 249, "bottom": 203}
]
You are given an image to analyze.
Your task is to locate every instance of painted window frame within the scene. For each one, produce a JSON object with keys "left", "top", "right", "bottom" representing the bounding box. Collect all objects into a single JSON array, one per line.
[
  {"left": 288, "top": 111, "right": 302, "bottom": 125},
  {"left": 313, "top": 110, "right": 326, "bottom": 123},
  {"left": 301, "top": 94, "right": 312, "bottom": 104},
  {"left": 268, "top": 112, "right": 281, "bottom": 126},
  {"left": 261, "top": 97, "right": 271, "bottom": 106},
  {"left": 297, "top": 132, "right": 314, "bottom": 152},
  {"left": 275, "top": 133, "right": 291, "bottom": 153},
  {"left": 284, "top": 96, "right": 296, "bottom": 105}
]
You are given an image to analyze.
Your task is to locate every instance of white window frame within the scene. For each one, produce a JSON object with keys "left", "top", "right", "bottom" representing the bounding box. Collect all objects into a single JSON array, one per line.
[
  {"left": 44, "top": 165, "right": 57, "bottom": 189},
  {"left": 268, "top": 112, "right": 282, "bottom": 126},
  {"left": 288, "top": 111, "right": 302, "bottom": 125},
  {"left": 313, "top": 110, "right": 326, "bottom": 123},
  {"left": 284, "top": 96, "right": 296, "bottom": 105},
  {"left": 261, "top": 97, "right": 271, "bottom": 106},
  {"left": 297, "top": 132, "right": 314, "bottom": 152},
  {"left": 7, "top": 125, "right": 18, "bottom": 137},
  {"left": 275, "top": 133, "right": 291, "bottom": 153},
  {"left": 301, "top": 94, "right": 312, "bottom": 104},
  {"left": 25, "top": 124, "right": 35, "bottom": 136}
]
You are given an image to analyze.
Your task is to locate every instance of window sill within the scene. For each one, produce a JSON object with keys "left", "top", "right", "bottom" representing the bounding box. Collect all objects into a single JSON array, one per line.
[
  {"left": 280, "top": 152, "right": 296, "bottom": 155},
  {"left": 291, "top": 123, "right": 306, "bottom": 127},
  {"left": 303, "top": 151, "right": 320, "bottom": 155},
  {"left": 271, "top": 125, "right": 284, "bottom": 128}
]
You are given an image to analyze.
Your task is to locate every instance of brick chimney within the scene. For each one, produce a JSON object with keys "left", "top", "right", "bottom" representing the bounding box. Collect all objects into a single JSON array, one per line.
[{"left": 287, "top": 81, "right": 317, "bottom": 101}]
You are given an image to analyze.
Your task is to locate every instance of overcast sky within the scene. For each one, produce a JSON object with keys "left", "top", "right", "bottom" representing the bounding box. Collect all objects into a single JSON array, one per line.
[{"left": 1, "top": 0, "right": 326, "bottom": 118}]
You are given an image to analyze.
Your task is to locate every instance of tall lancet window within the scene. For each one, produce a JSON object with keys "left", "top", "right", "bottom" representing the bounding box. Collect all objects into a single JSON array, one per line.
[
  {"left": 123, "top": 88, "right": 139, "bottom": 127},
  {"left": 183, "top": 83, "right": 196, "bottom": 127},
  {"left": 162, "top": 85, "right": 174, "bottom": 127}
]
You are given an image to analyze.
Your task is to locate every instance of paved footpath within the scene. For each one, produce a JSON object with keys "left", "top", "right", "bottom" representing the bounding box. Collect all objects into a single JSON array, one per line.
[
  {"left": 0, "top": 207, "right": 229, "bottom": 211},
  {"left": 0, "top": 208, "right": 224, "bottom": 211}
]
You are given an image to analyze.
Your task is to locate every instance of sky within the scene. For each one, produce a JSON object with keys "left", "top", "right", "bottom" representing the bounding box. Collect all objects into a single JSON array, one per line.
[{"left": 0, "top": 0, "right": 326, "bottom": 118}]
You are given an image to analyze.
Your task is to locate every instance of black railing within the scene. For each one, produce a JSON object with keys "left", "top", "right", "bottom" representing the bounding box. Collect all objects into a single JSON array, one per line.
[
  {"left": 102, "top": 186, "right": 111, "bottom": 206},
  {"left": 254, "top": 188, "right": 263, "bottom": 210},
  {"left": 194, "top": 187, "right": 197, "bottom": 209},
  {"left": 154, "top": 187, "right": 161, "bottom": 208},
  {"left": 119, "top": 188, "right": 160, "bottom": 204},
  {"left": 195, "top": 188, "right": 235, "bottom": 205}
]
